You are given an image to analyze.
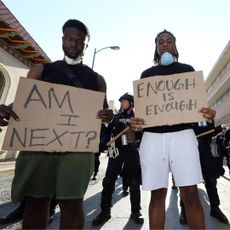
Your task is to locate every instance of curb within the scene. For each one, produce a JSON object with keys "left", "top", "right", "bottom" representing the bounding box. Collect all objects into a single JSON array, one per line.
[{"left": 0, "top": 161, "right": 15, "bottom": 175}]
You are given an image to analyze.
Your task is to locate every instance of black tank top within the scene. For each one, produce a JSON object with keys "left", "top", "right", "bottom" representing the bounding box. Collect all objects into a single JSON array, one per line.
[{"left": 41, "top": 60, "right": 100, "bottom": 91}]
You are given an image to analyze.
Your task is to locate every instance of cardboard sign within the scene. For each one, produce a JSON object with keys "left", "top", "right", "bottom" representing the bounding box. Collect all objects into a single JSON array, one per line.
[
  {"left": 3, "top": 78, "right": 105, "bottom": 152},
  {"left": 133, "top": 71, "right": 208, "bottom": 128}
]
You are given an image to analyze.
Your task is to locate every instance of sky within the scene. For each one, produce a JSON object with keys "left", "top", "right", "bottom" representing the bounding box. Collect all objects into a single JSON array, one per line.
[{"left": 2, "top": 0, "right": 230, "bottom": 108}]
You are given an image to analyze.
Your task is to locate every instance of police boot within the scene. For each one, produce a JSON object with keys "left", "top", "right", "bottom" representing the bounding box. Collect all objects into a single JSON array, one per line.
[
  {"left": 130, "top": 211, "right": 144, "bottom": 225},
  {"left": 92, "top": 211, "right": 111, "bottom": 226},
  {"left": 92, "top": 177, "right": 114, "bottom": 226},
  {"left": 210, "top": 206, "right": 229, "bottom": 224},
  {"left": 129, "top": 181, "right": 144, "bottom": 224}
]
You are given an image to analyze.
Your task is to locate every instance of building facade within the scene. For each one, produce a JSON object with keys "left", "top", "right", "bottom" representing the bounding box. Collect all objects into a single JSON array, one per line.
[
  {"left": 0, "top": 1, "right": 50, "bottom": 159},
  {"left": 205, "top": 41, "right": 230, "bottom": 126}
]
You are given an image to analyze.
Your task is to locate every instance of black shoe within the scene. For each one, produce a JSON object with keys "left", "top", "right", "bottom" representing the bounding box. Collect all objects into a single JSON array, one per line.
[
  {"left": 0, "top": 207, "right": 24, "bottom": 224},
  {"left": 92, "top": 212, "right": 111, "bottom": 226},
  {"left": 179, "top": 208, "right": 188, "bottom": 225},
  {"left": 210, "top": 207, "right": 229, "bottom": 224},
  {"left": 130, "top": 212, "right": 144, "bottom": 225}
]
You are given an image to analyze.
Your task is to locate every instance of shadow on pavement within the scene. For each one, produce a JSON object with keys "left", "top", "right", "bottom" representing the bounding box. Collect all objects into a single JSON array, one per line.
[
  {"left": 198, "top": 188, "right": 230, "bottom": 229},
  {"left": 0, "top": 201, "right": 22, "bottom": 229},
  {"left": 83, "top": 177, "right": 129, "bottom": 229},
  {"left": 221, "top": 175, "right": 230, "bottom": 182}
]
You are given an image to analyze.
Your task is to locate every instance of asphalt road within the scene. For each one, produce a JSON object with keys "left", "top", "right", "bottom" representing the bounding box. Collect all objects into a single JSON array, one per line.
[{"left": 0, "top": 153, "right": 230, "bottom": 229}]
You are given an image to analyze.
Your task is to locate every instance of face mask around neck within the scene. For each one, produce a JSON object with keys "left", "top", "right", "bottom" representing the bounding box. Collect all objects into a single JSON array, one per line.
[
  {"left": 64, "top": 55, "right": 82, "bottom": 65},
  {"left": 160, "top": 52, "right": 174, "bottom": 66}
]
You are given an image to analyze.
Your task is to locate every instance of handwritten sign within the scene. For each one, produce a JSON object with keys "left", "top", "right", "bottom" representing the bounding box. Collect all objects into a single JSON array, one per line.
[
  {"left": 3, "top": 78, "right": 105, "bottom": 152},
  {"left": 133, "top": 71, "right": 208, "bottom": 128}
]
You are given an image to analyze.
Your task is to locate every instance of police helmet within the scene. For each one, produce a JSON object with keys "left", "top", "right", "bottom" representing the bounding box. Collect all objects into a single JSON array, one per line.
[{"left": 119, "top": 93, "right": 134, "bottom": 103}]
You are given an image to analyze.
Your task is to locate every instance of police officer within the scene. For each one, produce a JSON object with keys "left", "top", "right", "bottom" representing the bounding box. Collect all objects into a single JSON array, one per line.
[
  {"left": 92, "top": 93, "right": 143, "bottom": 226},
  {"left": 224, "top": 128, "right": 230, "bottom": 148},
  {"left": 179, "top": 122, "right": 229, "bottom": 225},
  {"left": 216, "top": 127, "right": 230, "bottom": 175}
]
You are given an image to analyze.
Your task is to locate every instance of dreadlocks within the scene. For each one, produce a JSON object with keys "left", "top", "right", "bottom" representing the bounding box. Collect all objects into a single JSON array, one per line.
[{"left": 153, "top": 29, "right": 179, "bottom": 65}]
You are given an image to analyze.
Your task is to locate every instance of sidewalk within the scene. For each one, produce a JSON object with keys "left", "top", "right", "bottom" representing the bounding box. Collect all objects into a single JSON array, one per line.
[
  {"left": 0, "top": 160, "right": 15, "bottom": 176},
  {"left": 50, "top": 153, "right": 230, "bottom": 229},
  {"left": 0, "top": 154, "right": 230, "bottom": 229}
]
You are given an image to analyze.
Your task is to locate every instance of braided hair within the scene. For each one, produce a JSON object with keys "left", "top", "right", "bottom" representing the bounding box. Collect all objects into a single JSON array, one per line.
[{"left": 153, "top": 29, "right": 179, "bottom": 65}]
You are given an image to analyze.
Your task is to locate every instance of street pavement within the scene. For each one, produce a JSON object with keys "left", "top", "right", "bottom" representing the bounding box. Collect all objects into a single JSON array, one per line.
[
  {"left": 0, "top": 153, "right": 230, "bottom": 229},
  {"left": 0, "top": 161, "right": 15, "bottom": 176}
]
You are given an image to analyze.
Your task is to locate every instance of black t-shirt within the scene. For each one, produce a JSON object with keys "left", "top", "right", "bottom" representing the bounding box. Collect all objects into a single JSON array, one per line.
[{"left": 140, "top": 62, "right": 195, "bottom": 133}]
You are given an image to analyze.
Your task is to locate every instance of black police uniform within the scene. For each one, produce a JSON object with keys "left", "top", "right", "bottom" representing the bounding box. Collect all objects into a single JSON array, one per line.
[
  {"left": 179, "top": 122, "right": 229, "bottom": 225},
  {"left": 224, "top": 129, "right": 230, "bottom": 166},
  {"left": 92, "top": 108, "right": 143, "bottom": 226},
  {"left": 216, "top": 130, "right": 230, "bottom": 174},
  {"left": 224, "top": 129, "right": 230, "bottom": 148}
]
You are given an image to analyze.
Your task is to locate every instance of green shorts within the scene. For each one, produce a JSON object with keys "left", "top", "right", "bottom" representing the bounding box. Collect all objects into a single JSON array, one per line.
[{"left": 11, "top": 151, "right": 94, "bottom": 201}]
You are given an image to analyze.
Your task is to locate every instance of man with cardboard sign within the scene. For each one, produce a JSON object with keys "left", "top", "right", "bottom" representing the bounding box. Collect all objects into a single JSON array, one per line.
[
  {"left": 3, "top": 77, "right": 104, "bottom": 153},
  {"left": 133, "top": 71, "right": 207, "bottom": 128},
  {"left": 0, "top": 19, "right": 113, "bottom": 229},
  {"left": 130, "top": 30, "right": 216, "bottom": 230}
]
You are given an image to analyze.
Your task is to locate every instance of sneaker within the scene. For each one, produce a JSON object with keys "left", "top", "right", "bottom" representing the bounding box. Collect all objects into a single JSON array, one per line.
[
  {"left": 179, "top": 208, "right": 187, "bottom": 225},
  {"left": 130, "top": 211, "right": 144, "bottom": 225},
  {"left": 210, "top": 207, "right": 229, "bottom": 224},
  {"left": 92, "top": 212, "right": 111, "bottom": 226}
]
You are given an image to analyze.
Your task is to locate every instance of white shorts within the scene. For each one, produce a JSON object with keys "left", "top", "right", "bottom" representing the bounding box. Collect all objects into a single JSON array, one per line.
[{"left": 139, "top": 129, "right": 203, "bottom": 190}]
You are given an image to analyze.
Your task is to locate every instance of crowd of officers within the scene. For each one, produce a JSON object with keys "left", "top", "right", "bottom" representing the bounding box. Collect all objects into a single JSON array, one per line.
[{"left": 0, "top": 92, "right": 230, "bottom": 227}]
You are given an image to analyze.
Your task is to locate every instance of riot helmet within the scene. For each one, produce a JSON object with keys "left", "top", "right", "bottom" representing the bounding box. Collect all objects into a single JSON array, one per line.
[
  {"left": 119, "top": 93, "right": 134, "bottom": 112},
  {"left": 119, "top": 93, "right": 134, "bottom": 103}
]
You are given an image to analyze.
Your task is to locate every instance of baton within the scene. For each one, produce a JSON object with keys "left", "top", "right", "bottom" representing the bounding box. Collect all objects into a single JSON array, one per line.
[
  {"left": 196, "top": 123, "right": 230, "bottom": 138},
  {"left": 107, "top": 123, "right": 230, "bottom": 144},
  {"left": 196, "top": 129, "right": 215, "bottom": 138},
  {"left": 222, "top": 123, "right": 230, "bottom": 128},
  {"left": 107, "top": 127, "right": 131, "bottom": 146}
]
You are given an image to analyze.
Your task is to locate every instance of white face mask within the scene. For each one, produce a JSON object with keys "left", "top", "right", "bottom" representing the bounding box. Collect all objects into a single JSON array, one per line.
[
  {"left": 64, "top": 55, "right": 82, "bottom": 65},
  {"left": 160, "top": 52, "right": 174, "bottom": 66}
]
